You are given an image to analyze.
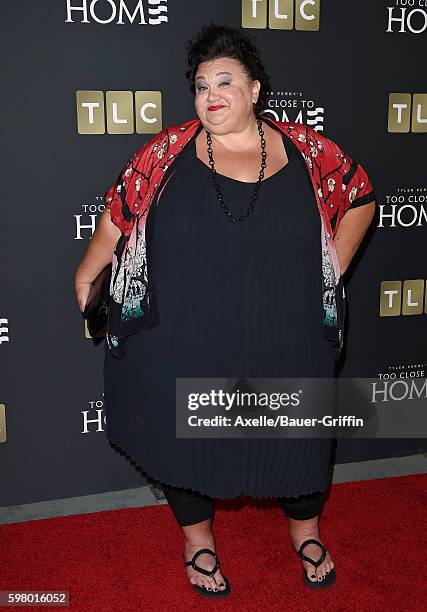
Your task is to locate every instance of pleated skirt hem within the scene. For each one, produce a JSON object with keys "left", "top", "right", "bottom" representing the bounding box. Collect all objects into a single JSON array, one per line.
[{"left": 106, "top": 435, "right": 333, "bottom": 501}]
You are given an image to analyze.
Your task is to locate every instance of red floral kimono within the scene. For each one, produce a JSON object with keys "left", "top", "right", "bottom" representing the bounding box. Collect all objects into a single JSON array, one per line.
[{"left": 103, "top": 115, "right": 376, "bottom": 360}]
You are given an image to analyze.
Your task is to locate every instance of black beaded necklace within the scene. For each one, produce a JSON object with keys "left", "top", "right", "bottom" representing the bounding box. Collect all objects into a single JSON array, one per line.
[{"left": 205, "top": 117, "right": 267, "bottom": 223}]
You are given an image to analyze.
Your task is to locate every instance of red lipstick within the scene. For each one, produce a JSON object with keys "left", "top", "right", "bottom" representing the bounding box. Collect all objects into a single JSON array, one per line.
[{"left": 208, "top": 105, "right": 225, "bottom": 111}]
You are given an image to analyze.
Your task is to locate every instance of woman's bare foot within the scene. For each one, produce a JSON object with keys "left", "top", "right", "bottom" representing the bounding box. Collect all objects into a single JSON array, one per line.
[
  {"left": 182, "top": 518, "right": 228, "bottom": 592},
  {"left": 287, "top": 515, "right": 335, "bottom": 582}
]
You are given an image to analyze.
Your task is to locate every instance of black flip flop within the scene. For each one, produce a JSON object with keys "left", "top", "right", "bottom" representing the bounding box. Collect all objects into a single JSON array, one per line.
[
  {"left": 185, "top": 548, "right": 231, "bottom": 598},
  {"left": 294, "top": 538, "right": 336, "bottom": 589}
]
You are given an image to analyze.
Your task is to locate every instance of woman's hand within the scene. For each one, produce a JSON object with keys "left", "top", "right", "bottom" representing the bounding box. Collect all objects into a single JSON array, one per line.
[{"left": 74, "top": 208, "right": 121, "bottom": 312}]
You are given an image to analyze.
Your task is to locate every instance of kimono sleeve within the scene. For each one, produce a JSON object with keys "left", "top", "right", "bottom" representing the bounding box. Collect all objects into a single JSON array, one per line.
[
  {"left": 102, "top": 128, "right": 168, "bottom": 235},
  {"left": 102, "top": 154, "right": 136, "bottom": 236},
  {"left": 341, "top": 153, "right": 377, "bottom": 214},
  {"left": 103, "top": 159, "right": 129, "bottom": 211}
]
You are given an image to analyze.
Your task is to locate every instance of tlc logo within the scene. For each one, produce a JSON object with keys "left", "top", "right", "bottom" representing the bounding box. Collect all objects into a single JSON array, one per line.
[
  {"left": 242, "top": 0, "right": 320, "bottom": 30},
  {"left": 388, "top": 93, "right": 427, "bottom": 132},
  {"left": 0, "top": 404, "right": 6, "bottom": 443},
  {"left": 380, "top": 280, "right": 427, "bottom": 316},
  {"left": 76, "top": 90, "right": 162, "bottom": 134}
]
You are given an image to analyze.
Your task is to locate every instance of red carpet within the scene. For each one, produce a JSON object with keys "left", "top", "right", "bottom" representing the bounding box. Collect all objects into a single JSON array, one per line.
[{"left": 1, "top": 473, "right": 426, "bottom": 611}]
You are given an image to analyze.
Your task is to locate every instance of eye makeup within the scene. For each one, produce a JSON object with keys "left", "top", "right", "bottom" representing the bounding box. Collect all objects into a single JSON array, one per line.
[{"left": 196, "top": 79, "right": 232, "bottom": 92}]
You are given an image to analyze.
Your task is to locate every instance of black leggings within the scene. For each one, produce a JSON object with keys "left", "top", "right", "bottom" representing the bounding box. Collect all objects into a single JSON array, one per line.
[{"left": 162, "top": 483, "right": 325, "bottom": 527}]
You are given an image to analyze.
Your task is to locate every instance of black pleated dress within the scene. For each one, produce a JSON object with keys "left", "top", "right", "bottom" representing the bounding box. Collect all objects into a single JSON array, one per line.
[{"left": 103, "top": 128, "right": 335, "bottom": 499}]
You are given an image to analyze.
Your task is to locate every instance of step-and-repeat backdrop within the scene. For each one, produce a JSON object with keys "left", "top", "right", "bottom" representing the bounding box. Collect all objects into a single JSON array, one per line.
[{"left": 1, "top": 1, "right": 426, "bottom": 505}]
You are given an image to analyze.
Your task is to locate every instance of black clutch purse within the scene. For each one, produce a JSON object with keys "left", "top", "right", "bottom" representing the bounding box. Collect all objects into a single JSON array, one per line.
[{"left": 82, "top": 263, "right": 112, "bottom": 344}]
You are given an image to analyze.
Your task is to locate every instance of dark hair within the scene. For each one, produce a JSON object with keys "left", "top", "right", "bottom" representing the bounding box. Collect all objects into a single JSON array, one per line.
[{"left": 185, "top": 22, "right": 272, "bottom": 117}]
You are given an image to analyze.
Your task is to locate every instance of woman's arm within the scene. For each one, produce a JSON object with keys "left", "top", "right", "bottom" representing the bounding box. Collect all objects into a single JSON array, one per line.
[
  {"left": 334, "top": 201, "right": 376, "bottom": 276},
  {"left": 73, "top": 209, "right": 121, "bottom": 311}
]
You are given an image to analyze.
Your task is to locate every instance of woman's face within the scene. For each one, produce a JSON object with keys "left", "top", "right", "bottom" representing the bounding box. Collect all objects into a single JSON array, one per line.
[{"left": 194, "top": 56, "right": 260, "bottom": 133}]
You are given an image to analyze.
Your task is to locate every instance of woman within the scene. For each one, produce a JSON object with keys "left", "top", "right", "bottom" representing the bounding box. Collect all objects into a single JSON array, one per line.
[{"left": 74, "top": 23, "right": 376, "bottom": 598}]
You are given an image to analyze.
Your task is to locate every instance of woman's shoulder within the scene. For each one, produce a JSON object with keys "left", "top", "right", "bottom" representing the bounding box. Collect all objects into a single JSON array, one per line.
[
  {"left": 265, "top": 117, "right": 332, "bottom": 146},
  {"left": 265, "top": 117, "right": 362, "bottom": 172},
  {"left": 129, "top": 117, "right": 201, "bottom": 165}
]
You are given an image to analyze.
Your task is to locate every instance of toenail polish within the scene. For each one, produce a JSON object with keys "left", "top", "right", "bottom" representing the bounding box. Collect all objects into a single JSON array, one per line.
[{"left": 219, "top": 583, "right": 224, "bottom": 587}]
